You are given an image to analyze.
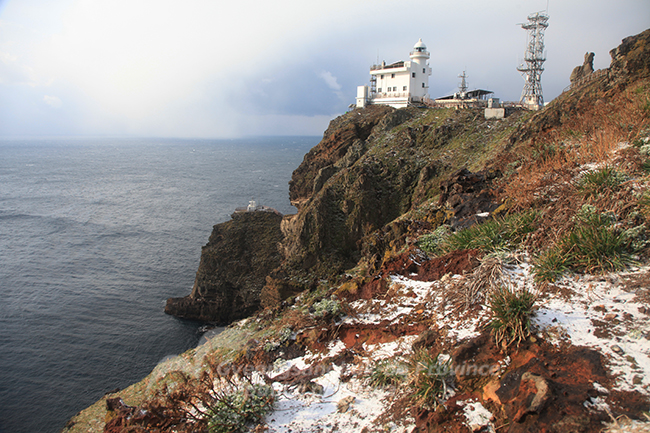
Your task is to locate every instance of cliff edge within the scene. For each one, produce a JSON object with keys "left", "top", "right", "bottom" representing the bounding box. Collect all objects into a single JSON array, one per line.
[{"left": 165, "top": 210, "right": 283, "bottom": 324}]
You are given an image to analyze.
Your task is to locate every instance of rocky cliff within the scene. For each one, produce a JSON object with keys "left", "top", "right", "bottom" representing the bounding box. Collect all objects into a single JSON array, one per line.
[
  {"left": 65, "top": 28, "right": 650, "bottom": 433},
  {"left": 165, "top": 210, "right": 283, "bottom": 324}
]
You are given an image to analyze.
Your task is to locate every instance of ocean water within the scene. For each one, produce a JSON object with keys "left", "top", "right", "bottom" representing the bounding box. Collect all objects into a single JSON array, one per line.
[{"left": 0, "top": 136, "right": 318, "bottom": 433}]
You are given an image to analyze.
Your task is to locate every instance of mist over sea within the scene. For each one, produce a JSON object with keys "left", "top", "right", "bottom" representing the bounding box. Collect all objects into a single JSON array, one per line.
[{"left": 0, "top": 136, "right": 318, "bottom": 433}]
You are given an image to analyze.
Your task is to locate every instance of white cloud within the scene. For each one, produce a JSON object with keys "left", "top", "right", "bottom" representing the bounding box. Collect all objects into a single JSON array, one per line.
[
  {"left": 319, "top": 71, "right": 342, "bottom": 91},
  {"left": 0, "top": 0, "right": 648, "bottom": 137},
  {"left": 0, "top": 51, "right": 38, "bottom": 86},
  {"left": 43, "top": 94, "right": 62, "bottom": 108}
]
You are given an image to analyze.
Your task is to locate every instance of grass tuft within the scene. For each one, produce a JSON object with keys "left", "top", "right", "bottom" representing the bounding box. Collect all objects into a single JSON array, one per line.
[
  {"left": 408, "top": 350, "right": 453, "bottom": 409},
  {"left": 437, "top": 210, "right": 540, "bottom": 254},
  {"left": 533, "top": 212, "right": 636, "bottom": 282},
  {"left": 488, "top": 285, "right": 536, "bottom": 350},
  {"left": 417, "top": 224, "right": 451, "bottom": 254},
  {"left": 577, "top": 166, "right": 628, "bottom": 198},
  {"left": 368, "top": 359, "right": 407, "bottom": 389}
]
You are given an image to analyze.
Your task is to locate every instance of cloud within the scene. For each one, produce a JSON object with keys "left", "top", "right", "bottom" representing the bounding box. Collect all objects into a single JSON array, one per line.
[
  {"left": 43, "top": 94, "right": 62, "bottom": 108},
  {"left": 0, "top": 0, "right": 648, "bottom": 137},
  {"left": 319, "top": 71, "right": 342, "bottom": 91},
  {"left": 318, "top": 70, "right": 346, "bottom": 102},
  {"left": 0, "top": 51, "right": 38, "bottom": 86}
]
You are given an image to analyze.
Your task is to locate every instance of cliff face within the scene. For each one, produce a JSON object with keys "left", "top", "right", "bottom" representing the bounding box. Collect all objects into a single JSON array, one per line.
[
  {"left": 168, "top": 28, "right": 650, "bottom": 324},
  {"left": 165, "top": 210, "right": 283, "bottom": 324},
  {"left": 263, "top": 105, "right": 526, "bottom": 304}
]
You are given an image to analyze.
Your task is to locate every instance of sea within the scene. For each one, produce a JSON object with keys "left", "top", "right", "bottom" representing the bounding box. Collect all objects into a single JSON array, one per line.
[{"left": 0, "top": 136, "right": 319, "bottom": 433}]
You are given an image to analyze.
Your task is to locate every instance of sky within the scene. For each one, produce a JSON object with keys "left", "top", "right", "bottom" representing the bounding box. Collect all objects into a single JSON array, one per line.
[{"left": 0, "top": 0, "right": 648, "bottom": 138}]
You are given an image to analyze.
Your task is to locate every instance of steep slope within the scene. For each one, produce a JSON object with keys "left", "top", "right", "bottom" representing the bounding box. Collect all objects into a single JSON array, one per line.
[
  {"left": 165, "top": 210, "right": 283, "bottom": 323},
  {"left": 262, "top": 106, "right": 530, "bottom": 306},
  {"left": 64, "top": 28, "right": 650, "bottom": 433}
]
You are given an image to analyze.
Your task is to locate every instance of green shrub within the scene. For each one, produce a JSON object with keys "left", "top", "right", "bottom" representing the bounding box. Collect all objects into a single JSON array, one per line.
[
  {"left": 439, "top": 210, "right": 540, "bottom": 254},
  {"left": 533, "top": 213, "right": 635, "bottom": 281},
  {"left": 313, "top": 297, "right": 343, "bottom": 319},
  {"left": 577, "top": 166, "right": 628, "bottom": 198},
  {"left": 368, "top": 359, "right": 407, "bottom": 388},
  {"left": 533, "top": 248, "right": 569, "bottom": 283},
  {"left": 417, "top": 224, "right": 451, "bottom": 254},
  {"left": 207, "top": 384, "right": 275, "bottom": 433},
  {"left": 488, "top": 285, "right": 536, "bottom": 349},
  {"left": 409, "top": 350, "right": 452, "bottom": 408},
  {"left": 560, "top": 219, "right": 634, "bottom": 273}
]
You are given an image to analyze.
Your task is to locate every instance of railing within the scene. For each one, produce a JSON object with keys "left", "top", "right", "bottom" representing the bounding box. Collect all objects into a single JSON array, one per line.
[
  {"left": 370, "top": 62, "right": 405, "bottom": 71},
  {"left": 371, "top": 92, "right": 410, "bottom": 99}
]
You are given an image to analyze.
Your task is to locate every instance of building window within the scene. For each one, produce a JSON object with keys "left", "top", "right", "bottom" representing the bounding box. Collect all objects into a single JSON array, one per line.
[
  {"left": 422, "top": 68, "right": 425, "bottom": 73},
  {"left": 391, "top": 73, "right": 395, "bottom": 78},
  {"left": 412, "top": 72, "right": 415, "bottom": 78},
  {"left": 403, "top": 86, "right": 407, "bottom": 91},
  {"left": 380, "top": 74, "right": 384, "bottom": 79},
  {"left": 422, "top": 83, "right": 425, "bottom": 88},
  {"left": 393, "top": 87, "right": 397, "bottom": 92},
  {"left": 377, "top": 88, "right": 382, "bottom": 93}
]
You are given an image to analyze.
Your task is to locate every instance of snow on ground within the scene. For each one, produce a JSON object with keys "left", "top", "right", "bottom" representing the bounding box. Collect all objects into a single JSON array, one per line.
[
  {"left": 457, "top": 399, "right": 495, "bottom": 432},
  {"left": 488, "top": 255, "right": 650, "bottom": 396},
  {"left": 265, "top": 347, "right": 414, "bottom": 432},
  {"left": 261, "top": 255, "right": 649, "bottom": 431},
  {"left": 266, "top": 368, "right": 411, "bottom": 433},
  {"left": 363, "top": 335, "right": 418, "bottom": 361},
  {"left": 532, "top": 266, "right": 650, "bottom": 395},
  {"left": 344, "top": 274, "right": 490, "bottom": 344}
]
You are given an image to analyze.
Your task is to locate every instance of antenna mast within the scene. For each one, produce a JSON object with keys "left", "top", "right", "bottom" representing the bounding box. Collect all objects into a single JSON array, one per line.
[
  {"left": 458, "top": 71, "right": 468, "bottom": 98},
  {"left": 517, "top": 11, "right": 549, "bottom": 109}
]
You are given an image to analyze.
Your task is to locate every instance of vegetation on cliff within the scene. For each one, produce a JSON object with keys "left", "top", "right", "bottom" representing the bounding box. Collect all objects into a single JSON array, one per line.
[{"left": 65, "top": 29, "right": 650, "bottom": 433}]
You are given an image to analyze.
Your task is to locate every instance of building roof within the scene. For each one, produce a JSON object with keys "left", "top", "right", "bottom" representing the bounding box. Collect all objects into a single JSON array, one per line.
[
  {"left": 370, "top": 61, "right": 406, "bottom": 71},
  {"left": 435, "top": 89, "right": 494, "bottom": 100}
]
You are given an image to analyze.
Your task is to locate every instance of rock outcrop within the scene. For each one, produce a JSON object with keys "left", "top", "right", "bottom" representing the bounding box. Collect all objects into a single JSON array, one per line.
[
  {"left": 165, "top": 210, "right": 283, "bottom": 324},
  {"left": 570, "top": 51, "right": 595, "bottom": 83}
]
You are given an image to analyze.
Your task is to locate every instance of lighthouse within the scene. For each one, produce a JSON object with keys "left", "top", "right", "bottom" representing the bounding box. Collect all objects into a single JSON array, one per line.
[{"left": 356, "top": 39, "right": 432, "bottom": 109}]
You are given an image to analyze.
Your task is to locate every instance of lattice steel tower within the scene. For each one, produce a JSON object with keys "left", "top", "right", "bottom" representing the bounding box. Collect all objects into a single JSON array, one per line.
[{"left": 517, "top": 11, "right": 549, "bottom": 109}]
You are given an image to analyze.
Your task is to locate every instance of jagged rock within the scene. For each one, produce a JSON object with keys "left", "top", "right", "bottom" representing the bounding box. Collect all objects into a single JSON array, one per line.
[
  {"left": 570, "top": 52, "right": 595, "bottom": 83},
  {"left": 165, "top": 210, "right": 283, "bottom": 324},
  {"left": 511, "top": 372, "right": 550, "bottom": 422},
  {"left": 278, "top": 107, "right": 424, "bottom": 282},
  {"left": 609, "top": 28, "right": 650, "bottom": 83},
  {"left": 289, "top": 105, "right": 393, "bottom": 207},
  {"left": 438, "top": 168, "right": 501, "bottom": 230}
]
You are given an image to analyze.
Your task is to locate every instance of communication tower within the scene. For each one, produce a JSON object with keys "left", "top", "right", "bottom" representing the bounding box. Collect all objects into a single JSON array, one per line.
[
  {"left": 458, "top": 71, "right": 468, "bottom": 98},
  {"left": 517, "top": 11, "right": 549, "bottom": 109}
]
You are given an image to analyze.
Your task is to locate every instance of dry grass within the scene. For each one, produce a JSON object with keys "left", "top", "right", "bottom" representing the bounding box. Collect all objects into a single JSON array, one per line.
[
  {"left": 494, "top": 81, "right": 650, "bottom": 271},
  {"left": 461, "top": 255, "right": 505, "bottom": 309},
  {"left": 502, "top": 83, "right": 649, "bottom": 212}
]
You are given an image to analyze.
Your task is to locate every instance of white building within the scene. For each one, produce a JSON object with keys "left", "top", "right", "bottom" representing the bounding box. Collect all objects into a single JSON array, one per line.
[{"left": 356, "top": 39, "right": 432, "bottom": 109}]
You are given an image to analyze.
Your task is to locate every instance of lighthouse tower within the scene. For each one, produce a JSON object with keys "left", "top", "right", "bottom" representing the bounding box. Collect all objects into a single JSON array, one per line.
[
  {"left": 356, "top": 39, "right": 432, "bottom": 109},
  {"left": 408, "top": 38, "right": 432, "bottom": 101}
]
